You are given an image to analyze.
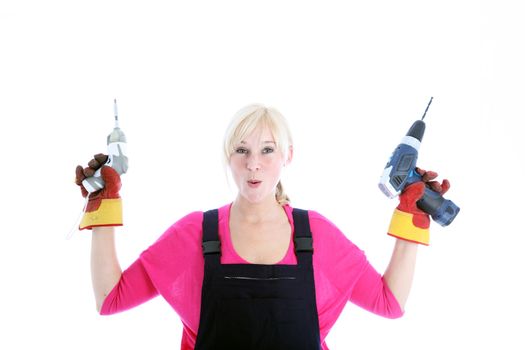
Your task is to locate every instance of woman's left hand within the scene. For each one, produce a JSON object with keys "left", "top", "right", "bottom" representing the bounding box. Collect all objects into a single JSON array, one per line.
[{"left": 387, "top": 167, "right": 451, "bottom": 245}]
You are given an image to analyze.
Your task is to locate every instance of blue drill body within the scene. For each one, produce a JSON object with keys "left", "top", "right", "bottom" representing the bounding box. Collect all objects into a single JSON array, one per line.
[{"left": 378, "top": 99, "right": 460, "bottom": 226}]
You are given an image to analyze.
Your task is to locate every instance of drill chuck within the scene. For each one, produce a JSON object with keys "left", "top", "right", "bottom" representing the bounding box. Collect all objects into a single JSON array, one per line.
[{"left": 407, "top": 120, "right": 425, "bottom": 141}]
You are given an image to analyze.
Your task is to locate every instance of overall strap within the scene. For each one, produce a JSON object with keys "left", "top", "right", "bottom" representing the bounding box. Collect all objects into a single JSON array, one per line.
[
  {"left": 292, "top": 208, "right": 314, "bottom": 266},
  {"left": 202, "top": 209, "right": 221, "bottom": 265}
]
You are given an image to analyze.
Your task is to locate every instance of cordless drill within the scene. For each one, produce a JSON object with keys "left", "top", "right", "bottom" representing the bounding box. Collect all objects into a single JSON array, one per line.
[
  {"left": 378, "top": 98, "right": 460, "bottom": 226},
  {"left": 82, "top": 99, "right": 128, "bottom": 193}
]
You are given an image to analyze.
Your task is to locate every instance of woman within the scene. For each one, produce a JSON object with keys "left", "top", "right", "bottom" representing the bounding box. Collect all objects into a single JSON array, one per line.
[{"left": 75, "top": 104, "right": 450, "bottom": 350}]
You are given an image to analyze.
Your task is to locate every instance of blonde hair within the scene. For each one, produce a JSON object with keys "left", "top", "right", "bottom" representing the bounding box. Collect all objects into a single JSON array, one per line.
[{"left": 223, "top": 104, "right": 293, "bottom": 205}]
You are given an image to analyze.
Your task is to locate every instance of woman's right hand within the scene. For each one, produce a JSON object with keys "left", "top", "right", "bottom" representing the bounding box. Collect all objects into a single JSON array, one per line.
[
  {"left": 75, "top": 153, "right": 109, "bottom": 197},
  {"left": 75, "top": 154, "right": 123, "bottom": 230}
]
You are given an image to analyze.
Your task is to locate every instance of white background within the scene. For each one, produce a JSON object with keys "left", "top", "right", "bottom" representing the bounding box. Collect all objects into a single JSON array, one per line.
[{"left": 1, "top": 0, "right": 524, "bottom": 349}]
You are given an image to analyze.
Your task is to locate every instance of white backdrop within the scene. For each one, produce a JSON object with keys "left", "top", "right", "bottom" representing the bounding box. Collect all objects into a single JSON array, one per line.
[{"left": 1, "top": 1, "right": 524, "bottom": 349}]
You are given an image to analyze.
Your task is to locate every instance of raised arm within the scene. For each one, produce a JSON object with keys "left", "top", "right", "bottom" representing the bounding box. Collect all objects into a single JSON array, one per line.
[
  {"left": 75, "top": 155, "right": 125, "bottom": 311},
  {"left": 382, "top": 168, "right": 451, "bottom": 309},
  {"left": 91, "top": 227, "right": 122, "bottom": 312},
  {"left": 382, "top": 239, "right": 418, "bottom": 310}
]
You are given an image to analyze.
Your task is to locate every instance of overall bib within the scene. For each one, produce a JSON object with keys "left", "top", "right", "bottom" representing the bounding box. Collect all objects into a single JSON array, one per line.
[{"left": 194, "top": 208, "right": 321, "bottom": 350}]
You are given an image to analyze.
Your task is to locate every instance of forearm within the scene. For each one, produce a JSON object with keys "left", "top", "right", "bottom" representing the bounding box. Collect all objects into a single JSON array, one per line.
[
  {"left": 91, "top": 226, "right": 122, "bottom": 312},
  {"left": 383, "top": 239, "right": 418, "bottom": 311}
]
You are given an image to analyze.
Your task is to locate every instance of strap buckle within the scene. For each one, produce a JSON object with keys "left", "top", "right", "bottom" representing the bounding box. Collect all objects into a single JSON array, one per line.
[
  {"left": 202, "top": 240, "right": 221, "bottom": 255},
  {"left": 294, "top": 237, "right": 313, "bottom": 253}
]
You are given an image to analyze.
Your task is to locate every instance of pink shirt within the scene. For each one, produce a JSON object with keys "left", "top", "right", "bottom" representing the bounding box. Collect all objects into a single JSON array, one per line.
[{"left": 101, "top": 204, "right": 403, "bottom": 349}]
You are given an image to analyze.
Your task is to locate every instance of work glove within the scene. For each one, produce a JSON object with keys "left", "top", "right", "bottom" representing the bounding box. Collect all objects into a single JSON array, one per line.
[
  {"left": 75, "top": 153, "right": 123, "bottom": 230},
  {"left": 387, "top": 167, "right": 450, "bottom": 245}
]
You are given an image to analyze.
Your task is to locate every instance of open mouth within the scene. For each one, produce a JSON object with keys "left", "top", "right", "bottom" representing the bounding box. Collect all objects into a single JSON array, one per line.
[{"left": 248, "top": 180, "right": 261, "bottom": 187}]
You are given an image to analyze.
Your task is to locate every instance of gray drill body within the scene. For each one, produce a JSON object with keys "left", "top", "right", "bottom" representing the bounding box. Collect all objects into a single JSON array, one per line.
[{"left": 82, "top": 126, "right": 128, "bottom": 194}]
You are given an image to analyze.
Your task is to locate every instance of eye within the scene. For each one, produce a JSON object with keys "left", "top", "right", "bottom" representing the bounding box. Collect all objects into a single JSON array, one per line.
[
  {"left": 235, "top": 147, "right": 248, "bottom": 155},
  {"left": 262, "top": 147, "right": 274, "bottom": 154}
]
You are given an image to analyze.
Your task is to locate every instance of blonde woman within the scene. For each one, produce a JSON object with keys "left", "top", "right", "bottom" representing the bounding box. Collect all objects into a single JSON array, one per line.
[{"left": 75, "top": 104, "right": 450, "bottom": 350}]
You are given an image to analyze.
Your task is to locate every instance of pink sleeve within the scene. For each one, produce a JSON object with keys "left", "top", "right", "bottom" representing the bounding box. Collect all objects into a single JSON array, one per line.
[
  {"left": 307, "top": 209, "right": 403, "bottom": 323},
  {"left": 102, "top": 211, "right": 205, "bottom": 342},
  {"left": 99, "top": 211, "right": 204, "bottom": 318},
  {"left": 348, "top": 263, "right": 404, "bottom": 319},
  {"left": 138, "top": 211, "right": 205, "bottom": 331},
  {"left": 100, "top": 258, "right": 159, "bottom": 315}
]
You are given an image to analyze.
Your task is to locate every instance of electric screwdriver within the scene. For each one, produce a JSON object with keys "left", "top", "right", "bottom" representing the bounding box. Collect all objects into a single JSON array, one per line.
[
  {"left": 378, "top": 97, "right": 460, "bottom": 226},
  {"left": 82, "top": 99, "right": 128, "bottom": 194}
]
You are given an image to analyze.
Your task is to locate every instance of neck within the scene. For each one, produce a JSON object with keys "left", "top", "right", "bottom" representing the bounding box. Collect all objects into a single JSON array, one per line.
[{"left": 231, "top": 194, "right": 283, "bottom": 224}]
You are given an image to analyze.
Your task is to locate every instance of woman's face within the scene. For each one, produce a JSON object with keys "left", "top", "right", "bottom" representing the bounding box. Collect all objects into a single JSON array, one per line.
[{"left": 229, "top": 126, "right": 290, "bottom": 204}]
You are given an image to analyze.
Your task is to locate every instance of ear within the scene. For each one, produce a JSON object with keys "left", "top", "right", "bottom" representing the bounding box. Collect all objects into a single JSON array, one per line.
[{"left": 284, "top": 145, "right": 293, "bottom": 166}]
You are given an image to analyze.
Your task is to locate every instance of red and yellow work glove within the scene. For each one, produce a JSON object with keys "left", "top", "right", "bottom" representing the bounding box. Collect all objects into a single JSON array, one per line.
[
  {"left": 387, "top": 167, "right": 450, "bottom": 245},
  {"left": 75, "top": 154, "right": 123, "bottom": 230}
]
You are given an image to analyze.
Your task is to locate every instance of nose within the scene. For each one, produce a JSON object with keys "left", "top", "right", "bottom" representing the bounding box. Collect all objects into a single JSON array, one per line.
[{"left": 246, "top": 153, "right": 261, "bottom": 171}]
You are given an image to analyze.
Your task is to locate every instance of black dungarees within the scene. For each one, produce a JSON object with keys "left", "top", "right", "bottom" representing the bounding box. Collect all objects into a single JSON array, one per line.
[{"left": 194, "top": 208, "right": 322, "bottom": 350}]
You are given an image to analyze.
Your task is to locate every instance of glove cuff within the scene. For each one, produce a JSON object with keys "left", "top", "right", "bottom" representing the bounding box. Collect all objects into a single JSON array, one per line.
[
  {"left": 79, "top": 198, "right": 123, "bottom": 230},
  {"left": 387, "top": 209, "right": 429, "bottom": 245}
]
